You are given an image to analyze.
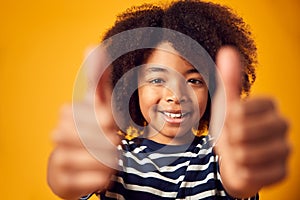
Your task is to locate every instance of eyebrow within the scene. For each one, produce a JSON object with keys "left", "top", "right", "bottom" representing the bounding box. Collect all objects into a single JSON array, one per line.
[
  {"left": 144, "top": 66, "right": 202, "bottom": 76},
  {"left": 186, "top": 68, "right": 200, "bottom": 74},
  {"left": 144, "top": 66, "right": 168, "bottom": 73}
]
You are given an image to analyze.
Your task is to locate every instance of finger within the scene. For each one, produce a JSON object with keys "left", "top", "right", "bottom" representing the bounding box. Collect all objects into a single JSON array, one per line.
[
  {"left": 95, "top": 67, "right": 119, "bottom": 145},
  {"left": 210, "top": 46, "right": 243, "bottom": 143},
  {"left": 69, "top": 170, "right": 112, "bottom": 196},
  {"left": 71, "top": 101, "right": 120, "bottom": 169},
  {"left": 53, "top": 170, "right": 111, "bottom": 199},
  {"left": 96, "top": 65, "right": 112, "bottom": 107},
  {"left": 52, "top": 104, "right": 84, "bottom": 147},
  {"left": 233, "top": 111, "right": 289, "bottom": 144},
  {"left": 216, "top": 46, "right": 242, "bottom": 104},
  {"left": 73, "top": 45, "right": 120, "bottom": 168},
  {"left": 53, "top": 147, "right": 115, "bottom": 172},
  {"left": 243, "top": 97, "right": 276, "bottom": 116},
  {"left": 51, "top": 128, "right": 83, "bottom": 148},
  {"left": 85, "top": 45, "right": 111, "bottom": 96},
  {"left": 233, "top": 136, "right": 291, "bottom": 167},
  {"left": 80, "top": 44, "right": 114, "bottom": 130},
  {"left": 83, "top": 45, "right": 119, "bottom": 145},
  {"left": 83, "top": 45, "right": 113, "bottom": 121},
  {"left": 248, "top": 160, "right": 289, "bottom": 187},
  {"left": 53, "top": 102, "right": 118, "bottom": 150}
]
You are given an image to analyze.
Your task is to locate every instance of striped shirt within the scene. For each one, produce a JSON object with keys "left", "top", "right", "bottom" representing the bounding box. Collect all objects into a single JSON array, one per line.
[{"left": 97, "top": 135, "right": 258, "bottom": 200}]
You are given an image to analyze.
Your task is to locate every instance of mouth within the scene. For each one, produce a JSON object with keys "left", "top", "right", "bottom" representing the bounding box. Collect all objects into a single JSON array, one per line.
[
  {"left": 159, "top": 110, "right": 191, "bottom": 124},
  {"left": 162, "top": 111, "right": 189, "bottom": 119}
]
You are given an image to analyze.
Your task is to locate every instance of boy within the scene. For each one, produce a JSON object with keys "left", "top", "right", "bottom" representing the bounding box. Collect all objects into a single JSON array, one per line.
[{"left": 47, "top": 1, "right": 290, "bottom": 199}]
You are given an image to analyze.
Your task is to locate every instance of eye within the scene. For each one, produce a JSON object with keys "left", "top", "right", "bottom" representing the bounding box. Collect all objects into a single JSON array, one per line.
[
  {"left": 187, "top": 78, "right": 205, "bottom": 86},
  {"left": 149, "top": 78, "right": 165, "bottom": 85}
]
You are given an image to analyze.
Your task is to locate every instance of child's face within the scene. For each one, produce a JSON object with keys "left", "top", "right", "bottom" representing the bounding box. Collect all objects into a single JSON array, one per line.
[{"left": 138, "top": 42, "right": 208, "bottom": 145}]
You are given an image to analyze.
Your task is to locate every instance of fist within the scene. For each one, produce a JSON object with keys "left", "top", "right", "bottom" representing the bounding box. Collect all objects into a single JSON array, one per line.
[
  {"left": 47, "top": 49, "right": 120, "bottom": 199},
  {"left": 213, "top": 46, "right": 291, "bottom": 198},
  {"left": 47, "top": 104, "right": 117, "bottom": 199}
]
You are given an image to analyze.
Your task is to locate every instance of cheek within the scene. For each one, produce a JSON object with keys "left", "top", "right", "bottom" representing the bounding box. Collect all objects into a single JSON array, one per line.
[
  {"left": 196, "top": 90, "right": 209, "bottom": 117},
  {"left": 138, "top": 87, "right": 159, "bottom": 121}
]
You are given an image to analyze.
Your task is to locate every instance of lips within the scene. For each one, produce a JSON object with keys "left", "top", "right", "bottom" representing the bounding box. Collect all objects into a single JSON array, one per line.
[
  {"left": 162, "top": 111, "right": 189, "bottom": 119},
  {"left": 159, "top": 110, "right": 191, "bottom": 124}
]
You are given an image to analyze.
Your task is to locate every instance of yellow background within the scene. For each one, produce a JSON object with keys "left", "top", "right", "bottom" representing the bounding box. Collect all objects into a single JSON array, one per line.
[{"left": 0, "top": 0, "right": 299, "bottom": 199}]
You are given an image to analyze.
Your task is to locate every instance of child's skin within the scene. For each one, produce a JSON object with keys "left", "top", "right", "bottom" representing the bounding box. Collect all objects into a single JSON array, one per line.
[
  {"left": 215, "top": 46, "right": 290, "bottom": 197},
  {"left": 138, "top": 42, "right": 208, "bottom": 145},
  {"left": 47, "top": 45, "right": 290, "bottom": 199}
]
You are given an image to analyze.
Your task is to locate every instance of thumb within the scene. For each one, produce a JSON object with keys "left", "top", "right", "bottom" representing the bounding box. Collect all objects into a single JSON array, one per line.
[
  {"left": 73, "top": 45, "right": 120, "bottom": 167},
  {"left": 81, "top": 45, "right": 116, "bottom": 132},
  {"left": 95, "top": 66, "right": 119, "bottom": 144},
  {"left": 85, "top": 46, "right": 118, "bottom": 144},
  {"left": 84, "top": 45, "right": 112, "bottom": 104},
  {"left": 210, "top": 46, "right": 242, "bottom": 144},
  {"left": 215, "top": 46, "right": 242, "bottom": 104}
]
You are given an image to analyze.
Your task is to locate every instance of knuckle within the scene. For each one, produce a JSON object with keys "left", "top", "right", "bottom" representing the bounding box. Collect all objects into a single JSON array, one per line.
[
  {"left": 266, "top": 98, "right": 276, "bottom": 110},
  {"left": 280, "top": 117, "right": 290, "bottom": 134},
  {"left": 268, "top": 114, "right": 289, "bottom": 139},
  {"left": 59, "top": 104, "right": 73, "bottom": 118},
  {"left": 51, "top": 129, "right": 61, "bottom": 143},
  {"left": 286, "top": 142, "right": 293, "bottom": 156},
  {"left": 48, "top": 154, "right": 76, "bottom": 198},
  {"left": 51, "top": 148, "right": 71, "bottom": 169},
  {"left": 275, "top": 164, "right": 288, "bottom": 183},
  {"left": 241, "top": 168, "right": 253, "bottom": 183},
  {"left": 227, "top": 107, "right": 249, "bottom": 144},
  {"left": 53, "top": 174, "right": 76, "bottom": 197},
  {"left": 238, "top": 103, "right": 247, "bottom": 116},
  {"left": 231, "top": 167, "right": 253, "bottom": 191},
  {"left": 232, "top": 124, "right": 248, "bottom": 144},
  {"left": 56, "top": 174, "right": 72, "bottom": 190},
  {"left": 234, "top": 147, "right": 249, "bottom": 165},
  {"left": 282, "top": 141, "right": 292, "bottom": 161}
]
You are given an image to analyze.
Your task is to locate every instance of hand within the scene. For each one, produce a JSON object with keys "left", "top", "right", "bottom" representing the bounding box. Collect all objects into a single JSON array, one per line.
[
  {"left": 47, "top": 48, "right": 119, "bottom": 199},
  {"left": 213, "top": 46, "right": 291, "bottom": 198}
]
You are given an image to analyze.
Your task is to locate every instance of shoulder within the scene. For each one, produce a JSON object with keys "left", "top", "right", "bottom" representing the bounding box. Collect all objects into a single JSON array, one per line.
[
  {"left": 118, "top": 137, "right": 148, "bottom": 152},
  {"left": 118, "top": 135, "right": 216, "bottom": 156}
]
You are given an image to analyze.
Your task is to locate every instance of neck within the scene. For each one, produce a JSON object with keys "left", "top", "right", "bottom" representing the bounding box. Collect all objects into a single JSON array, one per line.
[{"left": 145, "top": 130, "right": 195, "bottom": 145}]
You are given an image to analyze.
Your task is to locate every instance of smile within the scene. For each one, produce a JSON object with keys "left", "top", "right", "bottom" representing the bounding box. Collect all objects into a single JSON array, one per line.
[
  {"left": 158, "top": 110, "right": 191, "bottom": 124},
  {"left": 162, "top": 111, "right": 189, "bottom": 119}
]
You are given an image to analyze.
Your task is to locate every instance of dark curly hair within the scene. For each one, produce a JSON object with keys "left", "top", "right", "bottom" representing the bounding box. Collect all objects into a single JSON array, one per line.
[{"left": 100, "top": 0, "right": 257, "bottom": 134}]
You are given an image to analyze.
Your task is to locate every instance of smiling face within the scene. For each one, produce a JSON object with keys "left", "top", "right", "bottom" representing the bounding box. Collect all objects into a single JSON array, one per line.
[{"left": 138, "top": 42, "right": 209, "bottom": 145}]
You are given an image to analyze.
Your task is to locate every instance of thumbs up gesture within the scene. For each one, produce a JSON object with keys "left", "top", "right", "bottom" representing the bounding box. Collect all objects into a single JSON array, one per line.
[
  {"left": 213, "top": 46, "right": 291, "bottom": 198},
  {"left": 47, "top": 48, "right": 120, "bottom": 199}
]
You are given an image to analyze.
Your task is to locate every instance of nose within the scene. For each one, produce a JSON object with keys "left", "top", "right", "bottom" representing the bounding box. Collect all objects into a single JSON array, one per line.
[
  {"left": 165, "top": 94, "right": 187, "bottom": 104},
  {"left": 164, "top": 81, "right": 189, "bottom": 104}
]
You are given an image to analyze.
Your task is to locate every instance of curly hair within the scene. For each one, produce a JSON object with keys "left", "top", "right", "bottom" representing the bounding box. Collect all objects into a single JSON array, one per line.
[{"left": 100, "top": 0, "right": 257, "bottom": 134}]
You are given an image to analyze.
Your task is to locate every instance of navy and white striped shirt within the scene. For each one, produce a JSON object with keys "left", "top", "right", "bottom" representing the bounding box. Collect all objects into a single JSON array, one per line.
[{"left": 97, "top": 135, "right": 258, "bottom": 200}]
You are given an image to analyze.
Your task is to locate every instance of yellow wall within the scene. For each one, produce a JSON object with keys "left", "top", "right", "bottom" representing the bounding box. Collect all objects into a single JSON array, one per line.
[{"left": 0, "top": 0, "right": 299, "bottom": 199}]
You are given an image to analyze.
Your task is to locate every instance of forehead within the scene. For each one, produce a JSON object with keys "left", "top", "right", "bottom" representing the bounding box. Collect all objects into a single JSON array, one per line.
[
  {"left": 144, "top": 44, "right": 196, "bottom": 74},
  {"left": 138, "top": 42, "right": 211, "bottom": 84}
]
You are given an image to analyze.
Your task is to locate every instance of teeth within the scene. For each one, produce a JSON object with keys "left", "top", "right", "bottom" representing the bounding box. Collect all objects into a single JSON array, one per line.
[{"left": 163, "top": 112, "right": 186, "bottom": 118}]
